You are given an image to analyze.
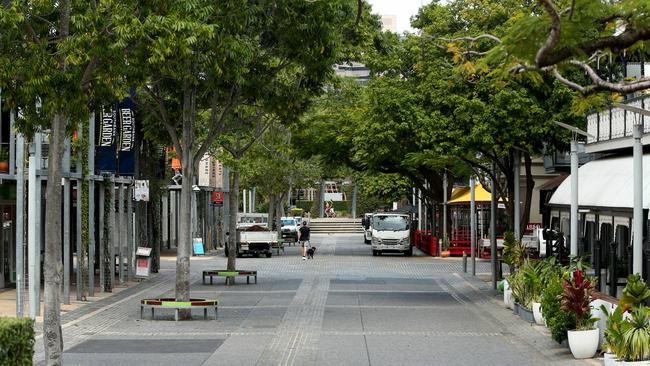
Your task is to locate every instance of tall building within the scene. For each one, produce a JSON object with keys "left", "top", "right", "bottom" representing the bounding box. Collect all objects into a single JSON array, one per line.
[{"left": 381, "top": 15, "right": 397, "bottom": 33}]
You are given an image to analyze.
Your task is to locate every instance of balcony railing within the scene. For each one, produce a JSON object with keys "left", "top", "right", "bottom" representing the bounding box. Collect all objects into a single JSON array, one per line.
[{"left": 586, "top": 94, "right": 650, "bottom": 144}]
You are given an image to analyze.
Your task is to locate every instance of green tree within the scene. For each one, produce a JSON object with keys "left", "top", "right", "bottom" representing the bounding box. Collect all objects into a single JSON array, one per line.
[{"left": 0, "top": 1, "right": 133, "bottom": 363}]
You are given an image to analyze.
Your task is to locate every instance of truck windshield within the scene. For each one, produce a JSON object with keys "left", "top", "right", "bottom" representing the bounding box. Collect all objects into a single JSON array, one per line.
[
  {"left": 281, "top": 219, "right": 294, "bottom": 226},
  {"left": 373, "top": 216, "right": 408, "bottom": 231}
]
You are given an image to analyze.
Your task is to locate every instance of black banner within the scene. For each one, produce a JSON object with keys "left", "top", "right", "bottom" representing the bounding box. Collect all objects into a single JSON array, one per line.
[
  {"left": 117, "top": 98, "right": 136, "bottom": 176},
  {"left": 95, "top": 106, "right": 117, "bottom": 172}
]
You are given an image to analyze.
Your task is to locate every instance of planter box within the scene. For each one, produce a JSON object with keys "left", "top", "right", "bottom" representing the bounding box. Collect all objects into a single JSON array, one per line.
[
  {"left": 513, "top": 302, "right": 520, "bottom": 315},
  {"left": 519, "top": 306, "right": 535, "bottom": 323}
]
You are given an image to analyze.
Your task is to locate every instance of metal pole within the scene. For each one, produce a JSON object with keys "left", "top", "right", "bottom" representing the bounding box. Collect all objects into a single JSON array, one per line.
[
  {"left": 99, "top": 184, "right": 105, "bottom": 292},
  {"left": 251, "top": 187, "right": 256, "bottom": 213},
  {"left": 633, "top": 123, "right": 643, "bottom": 274},
  {"left": 88, "top": 114, "right": 95, "bottom": 296},
  {"left": 118, "top": 184, "right": 125, "bottom": 285},
  {"left": 127, "top": 185, "right": 134, "bottom": 280},
  {"left": 15, "top": 128, "right": 25, "bottom": 317},
  {"left": 490, "top": 162, "right": 497, "bottom": 289},
  {"left": 352, "top": 184, "right": 357, "bottom": 219},
  {"left": 443, "top": 173, "right": 448, "bottom": 243},
  {"left": 109, "top": 178, "right": 116, "bottom": 290},
  {"left": 62, "top": 136, "right": 71, "bottom": 304},
  {"left": 570, "top": 139, "right": 579, "bottom": 256},
  {"left": 75, "top": 126, "right": 82, "bottom": 301},
  {"left": 319, "top": 181, "right": 325, "bottom": 218},
  {"left": 242, "top": 189, "right": 247, "bottom": 214},
  {"left": 27, "top": 135, "right": 39, "bottom": 318},
  {"left": 514, "top": 151, "right": 521, "bottom": 240},
  {"left": 470, "top": 175, "right": 476, "bottom": 276},
  {"left": 418, "top": 189, "right": 423, "bottom": 231}
]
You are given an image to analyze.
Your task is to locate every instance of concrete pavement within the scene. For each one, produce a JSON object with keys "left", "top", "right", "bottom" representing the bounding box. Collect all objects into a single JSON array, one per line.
[{"left": 32, "top": 234, "right": 597, "bottom": 366}]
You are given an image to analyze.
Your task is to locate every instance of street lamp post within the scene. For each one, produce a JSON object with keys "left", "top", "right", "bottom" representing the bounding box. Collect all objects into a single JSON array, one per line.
[
  {"left": 613, "top": 103, "right": 648, "bottom": 274},
  {"left": 554, "top": 121, "right": 591, "bottom": 257},
  {"left": 470, "top": 175, "right": 476, "bottom": 276}
]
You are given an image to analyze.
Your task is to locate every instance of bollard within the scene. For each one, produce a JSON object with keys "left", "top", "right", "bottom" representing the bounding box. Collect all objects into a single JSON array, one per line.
[{"left": 462, "top": 251, "right": 467, "bottom": 273}]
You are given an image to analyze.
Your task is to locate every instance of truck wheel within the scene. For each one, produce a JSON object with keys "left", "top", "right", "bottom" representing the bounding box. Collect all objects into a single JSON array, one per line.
[
  {"left": 404, "top": 247, "right": 413, "bottom": 257},
  {"left": 372, "top": 250, "right": 378, "bottom": 256},
  {"left": 364, "top": 238, "right": 370, "bottom": 244},
  {"left": 266, "top": 252, "right": 272, "bottom": 258}
]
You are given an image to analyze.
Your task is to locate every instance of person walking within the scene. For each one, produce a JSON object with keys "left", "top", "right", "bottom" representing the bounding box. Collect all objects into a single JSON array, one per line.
[{"left": 299, "top": 221, "right": 310, "bottom": 260}]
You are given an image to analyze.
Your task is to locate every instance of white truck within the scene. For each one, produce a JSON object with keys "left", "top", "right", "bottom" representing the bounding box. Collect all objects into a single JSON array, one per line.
[
  {"left": 371, "top": 213, "right": 412, "bottom": 256},
  {"left": 280, "top": 216, "right": 300, "bottom": 243},
  {"left": 233, "top": 225, "right": 277, "bottom": 258}
]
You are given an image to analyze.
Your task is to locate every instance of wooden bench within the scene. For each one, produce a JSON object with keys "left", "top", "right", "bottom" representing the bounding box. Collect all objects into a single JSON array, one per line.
[
  {"left": 202, "top": 270, "right": 258, "bottom": 285},
  {"left": 140, "top": 298, "right": 218, "bottom": 321}
]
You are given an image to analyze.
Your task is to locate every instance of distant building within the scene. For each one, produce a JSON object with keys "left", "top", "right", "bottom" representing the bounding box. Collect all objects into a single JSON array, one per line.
[
  {"left": 381, "top": 15, "right": 397, "bottom": 33},
  {"left": 334, "top": 62, "right": 370, "bottom": 83}
]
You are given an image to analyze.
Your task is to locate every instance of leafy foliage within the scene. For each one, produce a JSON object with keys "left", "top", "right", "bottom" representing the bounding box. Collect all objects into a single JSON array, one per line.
[
  {"left": 619, "top": 273, "right": 650, "bottom": 312},
  {"left": 559, "top": 269, "right": 597, "bottom": 330},
  {"left": 0, "top": 317, "right": 34, "bottom": 366},
  {"left": 619, "top": 307, "right": 650, "bottom": 362},
  {"left": 541, "top": 272, "right": 576, "bottom": 343}
]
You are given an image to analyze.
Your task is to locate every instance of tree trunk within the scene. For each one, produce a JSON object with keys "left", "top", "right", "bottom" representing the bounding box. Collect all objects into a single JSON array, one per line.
[
  {"left": 521, "top": 153, "right": 535, "bottom": 236},
  {"left": 151, "top": 195, "right": 161, "bottom": 273},
  {"left": 268, "top": 193, "right": 275, "bottom": 231},
  {"left": 43, "top": 113, "right": 66, "bottom": 365},
  {"left": 227, "top": 168, "right": 240, "bottom": 275}
]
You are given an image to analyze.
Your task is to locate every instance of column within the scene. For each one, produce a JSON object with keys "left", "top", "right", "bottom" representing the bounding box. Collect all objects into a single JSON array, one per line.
[
  {"left": 62, "top": 136, "right": 71, "bottom": 304},
  {"left": 127, "top": 184, "right": 134, "bottom": 280},
  {"left": 470, "top": 175, "right": 476, "bottom": 276},
  {"left": 570, "top": 140, "right": 578, "bottom": 256},
  {"left": 15, "top": 127, "right": 25, "bottom": 317},
  {"left": 490, "top": 162, "right": 497, "bottom": 289},
  {"left": 88, "top": 113, "right": 95, "bottom": 296},
  {"left": 514, "top": 151, "right": 521, "bottom": 240},
  {"left": 633, "top": 123, "right": 643, "bottom": 273},
  {"left": 118, "top": 183, "right": 125, "bottom": 285}
]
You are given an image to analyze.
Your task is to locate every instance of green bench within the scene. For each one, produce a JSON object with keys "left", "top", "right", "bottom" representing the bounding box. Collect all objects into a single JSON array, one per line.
[
  {"left": 140, "top": 298, "right": 218, "bottom": 321},
  {"left": 202, "top": 270, "right": 258, "bottom": 285}
]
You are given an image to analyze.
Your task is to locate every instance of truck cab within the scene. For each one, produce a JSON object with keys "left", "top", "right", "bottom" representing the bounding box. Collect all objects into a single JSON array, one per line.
[
  {"left": 371, "top": 213, "right": 412, "bottom": 256},
  {"left": 280, "top": 216, "right": 300, "bottom": 243}
]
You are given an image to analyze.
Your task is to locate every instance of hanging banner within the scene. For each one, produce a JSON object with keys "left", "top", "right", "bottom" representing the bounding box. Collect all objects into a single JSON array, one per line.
[
  {"left": 95, "top": 106, "right": 118, "bottom": 173},
  {"left": 117, "top": 97, "right": 136, "bottom": 176},
  {"left": 134, "top": 180, "right": 150, "bottom": 201}
]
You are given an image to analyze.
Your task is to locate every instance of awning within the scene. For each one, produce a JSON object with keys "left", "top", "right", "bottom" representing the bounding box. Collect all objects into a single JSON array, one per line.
[
  {"left": 536, "top": 174, "right": 568, "bottom": 191},
  {"left": 449, "top": 183, "right": 503, "bottom": 204},
  {"left": 549, "top": 154, "right": 650, "bottom": 210}
]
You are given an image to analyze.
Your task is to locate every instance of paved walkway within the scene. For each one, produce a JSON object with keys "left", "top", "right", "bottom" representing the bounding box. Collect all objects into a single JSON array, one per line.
[{"left": 32, "top": 234, "right": 598, "bottom": 366}]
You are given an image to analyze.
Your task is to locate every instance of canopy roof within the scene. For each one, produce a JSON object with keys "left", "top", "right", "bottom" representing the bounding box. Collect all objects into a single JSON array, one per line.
[
  {"left": 449, "top": 183, "right": 503, "bottom": 204},
  {"left": 549, "top": 154, "right": 650, "bottom": 210}
]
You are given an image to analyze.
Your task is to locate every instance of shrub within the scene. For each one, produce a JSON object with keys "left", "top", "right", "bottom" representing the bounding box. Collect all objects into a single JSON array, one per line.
[
  {"left": 0, "top": 317, "right": 35, "bottom": 365},
  {"left": 541, "top": 272, "right": 576, "bottom": 343}
]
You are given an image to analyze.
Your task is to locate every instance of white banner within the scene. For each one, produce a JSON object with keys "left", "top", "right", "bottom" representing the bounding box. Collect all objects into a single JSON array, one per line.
[{"left": 134, "top": 180, "right": 149, "bottom": 201}]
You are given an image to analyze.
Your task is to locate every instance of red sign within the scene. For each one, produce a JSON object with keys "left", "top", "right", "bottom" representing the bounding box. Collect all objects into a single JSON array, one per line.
[{"left": 212, "top": 191, "right": 224, "bottom": 204}]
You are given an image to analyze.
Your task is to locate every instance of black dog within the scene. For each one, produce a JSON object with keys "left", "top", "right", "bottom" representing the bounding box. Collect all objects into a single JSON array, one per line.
[{"left": 307, "top": 246, "right": 316, "bottom": 259}]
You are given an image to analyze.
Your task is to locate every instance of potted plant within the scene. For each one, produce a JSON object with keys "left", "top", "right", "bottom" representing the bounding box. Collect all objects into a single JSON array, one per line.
[
  {"left": 542, "top": 271, "right": 576, "bottom": 342},
  {"left": 601, "top": 305, "right": 625, "bottom": 366},
  {"left": 560, "top": 269, "right": 599, "bottom": 359},
  {"left": 516, "top": 259, "right": 541, "bottom": 323},
  {"left": 602, "top": 274, "right": 650, "bottom": 365},
  {"left": 0, "top": 148, "right": 8, "bottom": 173}
]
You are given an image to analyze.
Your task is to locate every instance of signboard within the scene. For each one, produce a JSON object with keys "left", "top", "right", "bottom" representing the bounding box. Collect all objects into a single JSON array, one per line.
[
  {"left": 212, "top": 191, "right": 224, "bottom": 205},
  {"left": 117, "top": 98, "right": 136, "bottom": 176},
  {"left": 96, "top": 107, "right": 118, "bottom": 172},
  {"left": 134, "top": 180, "right": 150, "bottom": 201},
  {"left": 135, "top": 246, "right": 152, "bottom": 278},
  {"left": 192, "top": 238, "right": 205, "bottom": 256}
]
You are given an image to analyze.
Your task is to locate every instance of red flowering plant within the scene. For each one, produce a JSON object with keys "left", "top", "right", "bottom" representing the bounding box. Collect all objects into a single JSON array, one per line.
[{"left": 559, "top": 269, "right": 598, "bottom": 330}]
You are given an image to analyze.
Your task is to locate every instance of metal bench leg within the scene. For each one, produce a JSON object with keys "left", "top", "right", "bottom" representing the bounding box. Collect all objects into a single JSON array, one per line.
[
  {"left": 204, "top": 308, "right": 208, "bottom": 319},
  {"left": 215, "top": 307, "right": 218, "bottom": 319},
  {"left": 140, "top": 306, "right": 143, "bottom": 319},
  {"left": 254, "top": 275, "right": 257, "bottom": 284},
  {"left": 151, "top": 307, "right": 154, "bottom": 319},
  {"left": 174, "top": 308, "right": 179, "bottom": 322},
  {"left": 202, "top": 274, "right": 205, "bottom": 285},
  {"left": 247, "top": 276, "right": 250, "bottom": 284}
]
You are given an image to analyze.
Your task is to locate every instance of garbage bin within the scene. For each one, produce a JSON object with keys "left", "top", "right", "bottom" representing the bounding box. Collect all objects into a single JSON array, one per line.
[{"left": 135, "top": 247, "right": 152, "bottom": 279}]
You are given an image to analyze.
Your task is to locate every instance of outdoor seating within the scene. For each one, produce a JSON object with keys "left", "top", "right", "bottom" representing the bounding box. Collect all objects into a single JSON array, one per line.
[
  {"left": 202, "top": 270, "right": 258, "bottom": 285},
  {"left": 140, "top": 298, "right": 218, "bottom": 321}
]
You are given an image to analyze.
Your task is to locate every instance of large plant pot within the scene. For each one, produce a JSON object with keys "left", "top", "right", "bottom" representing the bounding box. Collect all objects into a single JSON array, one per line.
[
  {"left": 519, "top": 306, "right": 535, "bottom": 323},
  {"left": 567, "top": 328, "right": 599, "bottom": 359},
  {"left": 513, "top": 302, "right": 520, "bottom": 315},
  {"left": 504, "top": 289, "right": 513, "bottom": 309},
  {"left": 604, "top": 353, "right": 616, "bottom": 366},
  {"left": 532, "top": 302, "right": 544, "bottom": 325}
]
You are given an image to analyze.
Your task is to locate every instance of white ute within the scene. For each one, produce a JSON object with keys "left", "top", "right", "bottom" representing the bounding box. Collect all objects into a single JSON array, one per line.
[{"left": 371, "top": 213, "right": 412, "bottom": 256}]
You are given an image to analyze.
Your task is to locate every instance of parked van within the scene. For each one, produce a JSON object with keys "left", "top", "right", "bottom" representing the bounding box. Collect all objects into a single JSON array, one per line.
[{"left": 371, "top": 213, "right": 412, "bottom": 256}]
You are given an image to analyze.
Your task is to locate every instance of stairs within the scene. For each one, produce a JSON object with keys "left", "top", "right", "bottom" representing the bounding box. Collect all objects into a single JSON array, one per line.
[{"left": 308, "top": 218, "right": 364, "bottom": 234}]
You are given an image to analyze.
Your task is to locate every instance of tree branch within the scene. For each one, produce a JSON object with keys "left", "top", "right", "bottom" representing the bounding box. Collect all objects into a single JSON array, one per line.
[
  {"left": 143, "top": 84, "right": 182, "bottom": 157},
  {"left": 535, "top": 0, "right": 561, "bottom": 67},
  {"left": 438, "top": 34, "right": 502, "bottom": 44}
]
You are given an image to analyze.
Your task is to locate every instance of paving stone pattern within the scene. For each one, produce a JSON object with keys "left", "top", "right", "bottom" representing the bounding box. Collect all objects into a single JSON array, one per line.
[{"left": 32, "top": 233, "right": 596, "bottom": 366}]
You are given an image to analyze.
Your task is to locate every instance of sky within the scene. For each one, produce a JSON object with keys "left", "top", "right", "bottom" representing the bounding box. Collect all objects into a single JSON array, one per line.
[{"left": 366, "top": 0, "right": 434, "bottom": 33}]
